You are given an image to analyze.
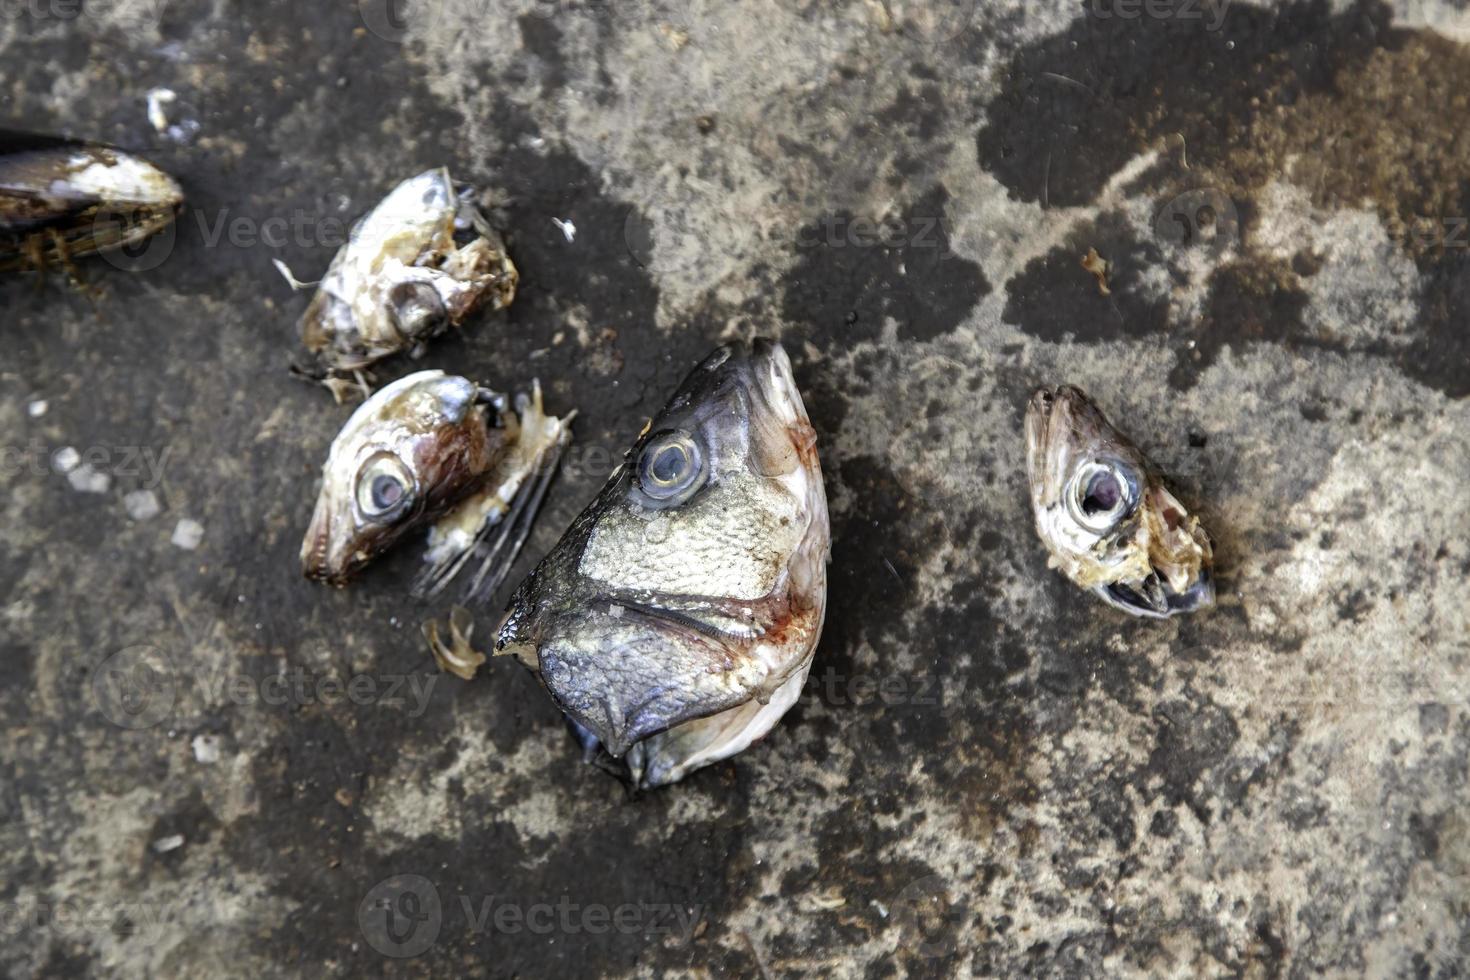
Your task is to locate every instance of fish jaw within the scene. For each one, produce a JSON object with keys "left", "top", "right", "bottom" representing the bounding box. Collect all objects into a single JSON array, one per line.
[
  {"left": 1025, "top": 385, "right": 1214, "bottom": 618},
  {"left": 497, "top": 340, "right": 830, "bottom": 783}
]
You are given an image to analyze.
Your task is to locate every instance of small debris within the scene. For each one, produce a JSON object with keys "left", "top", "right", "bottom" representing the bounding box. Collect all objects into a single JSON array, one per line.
[
  {"left": 1081, "top": 247, "right": 1111, "bottom": 296},
  {"left": 695, "top": 114, "right": 716, "bottom": 134},
  {"left": 67, "top": 465, "right": 111, "bottom": 494},
  {"left": 171, "top": 518, "right": 204, "bottom": 550},
  {"left": 152, "top": 834, "right": 185, "bottom": 854},
  {"left": 272, "top": 258, "right": 319, "bottom": 291},
  {"left": 145, "top": 88, "right": 176, "bottom": 133},
  {"left": 334, "top": 788, "right": 355, "bottom": 808},
  {"left": 27, "top": 399, "right": 47, "bottom": 418},
  {"left": 191, "top": 734, "right": 221, "bottom": 764},
  {"left": 658, "top": 23, "right": 689, "bottom": 50},
  {"left": 124, "top": 489, "right": 162, "bottom": 522},
  {"left": 551, "top": 217, "right": 576, "bottom": 243},
  {"left": 52, "top": 446, "right": 80, "bottom": 474},
  {"left": 423, "top": 605, "right": 486, "bottom": 680}
]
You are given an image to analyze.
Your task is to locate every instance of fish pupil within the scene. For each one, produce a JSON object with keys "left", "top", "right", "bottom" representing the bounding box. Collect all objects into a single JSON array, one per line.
[
  {"left": 371, "top": 474, "right": 404, "bottom": 509},
  {"left": 1082, "top": 471, "right": 1121, "bottom": 515},
  {"left": 651, "top": 445, "right": 687, "bottom": 484}
]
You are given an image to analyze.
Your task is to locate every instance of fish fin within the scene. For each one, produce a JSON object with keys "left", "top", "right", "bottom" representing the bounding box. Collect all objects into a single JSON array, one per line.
[
  {"left": 411, "top": 413, "right": 570, "bottom": 604},
  {"left": 460, "top": 425, "right": 569, "bottom": 604}
]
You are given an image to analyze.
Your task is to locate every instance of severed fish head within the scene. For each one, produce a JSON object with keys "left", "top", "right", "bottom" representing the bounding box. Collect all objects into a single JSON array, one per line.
[
  {"left": 299, "top": 168, "right": 517, "bottom": 372},
  {"left": 301, "top": 370, "right": 506, "bottom": 585},
  {"left": 1025, "top": 385, "right": 1214, "bottom": 618},
  {"left": 0, "top": 130, "right": 182, "bottom": 272},
  {"left": 496, "top": 339, "right": 830, "bottom": 788}
]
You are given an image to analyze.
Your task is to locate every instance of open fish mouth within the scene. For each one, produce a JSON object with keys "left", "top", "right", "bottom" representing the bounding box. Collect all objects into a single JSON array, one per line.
[
  {"left": 1025, "top": 385, "right": 1214, "bottom": 620},
  {"left": 496, "top": 339, "right": 830, "bottom": 788},
  {"left": 0, "top": 130, "right": 183, "bottom": 273}
]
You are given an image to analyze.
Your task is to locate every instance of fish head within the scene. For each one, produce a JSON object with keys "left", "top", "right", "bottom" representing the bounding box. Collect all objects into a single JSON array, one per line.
[
  {"left": 497, "top": 339, "right": 830, "bottom": 782},
  {"left": 301, "top": 370, "right": 502, "bottom": 585},
  {"left": 1025, "top": 385, "right": 1214, "bottom": 618},
  {"left": 299, "top": 169, "right": 517, "bottom": 371}
]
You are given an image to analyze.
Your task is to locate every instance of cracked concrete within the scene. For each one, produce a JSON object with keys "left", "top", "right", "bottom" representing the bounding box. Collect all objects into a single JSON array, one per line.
[{"left": 2, "top": 0, "right": 1468, "bottom": 976}]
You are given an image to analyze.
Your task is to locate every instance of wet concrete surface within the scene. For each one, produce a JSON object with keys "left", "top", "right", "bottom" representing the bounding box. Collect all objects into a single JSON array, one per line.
[{"left": 1, "top": 0, "right": 1468, "bottom": 976}]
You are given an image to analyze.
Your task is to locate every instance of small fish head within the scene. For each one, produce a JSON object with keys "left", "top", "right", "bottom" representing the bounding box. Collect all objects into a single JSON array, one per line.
[
  {"left": 1025, "top": 385, "right": 1213, "bottom": 618},
  {"left": 299, "top": 169, "right": 515, "bottom": 370},
  {"left": 498, "top": 339, "right": 830, "bottom": 770},
  {"left": 301, "top": 370, "right": 499, "bottom": 584}
]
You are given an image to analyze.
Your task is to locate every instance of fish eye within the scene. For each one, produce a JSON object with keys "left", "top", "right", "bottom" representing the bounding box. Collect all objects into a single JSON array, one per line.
[
  {"left": 633, "top": 430, "right": 707, "bottom": 508},
  {"left": 1067, "top": 461, "right": 1135, "bottom": 533},
  {"left": 355, "top": 453, "right": 416, "bottom": 522},
  {"left": 387, "top": 280, "right": 448, "bottom": 342}
]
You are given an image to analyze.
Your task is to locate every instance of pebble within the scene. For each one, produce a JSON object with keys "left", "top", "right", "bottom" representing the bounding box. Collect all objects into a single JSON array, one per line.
[
  {"left": 67, "top": 465, "right": 111, "bottom": 494},
  {"left": 27, "top": 400, "right": 47, "bottom": 418},
  {"left": 171, "top": 518, "right": 204, "bottom": 550},
  {"left": 51, "top": 446, "right": 80, "bottom": 474},
  {"left": 123, "top": 489, "right": 162, "bottom": 521},
  {"left": 191, "top": 734, "right": 221, "bottom": 764},
  {"left": 152, "top": 834, "right": 185, "bottom": 854}
]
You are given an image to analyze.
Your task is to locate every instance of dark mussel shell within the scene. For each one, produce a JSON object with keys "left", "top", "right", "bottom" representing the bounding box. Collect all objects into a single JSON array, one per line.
[{"left": 0, "top": 130, "right": 183, "bottom": 273}]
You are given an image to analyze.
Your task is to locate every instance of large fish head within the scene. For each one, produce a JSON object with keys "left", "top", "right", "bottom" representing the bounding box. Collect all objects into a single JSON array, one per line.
[
  {"left": 299, "top": 169, "right": 516, "bottom": 371},
  {"left": 1025, "top": 385, "right": 1213, "bottom": 618},
  {"left": 301, "top": 370, "right": 501, "bottom": 585},
  {"left": 497, "top": 339, "right": 830, "bottom": 784}
]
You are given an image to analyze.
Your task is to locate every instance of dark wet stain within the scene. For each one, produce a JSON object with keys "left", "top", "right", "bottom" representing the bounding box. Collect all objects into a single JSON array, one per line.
[
  {"left": 518, "top": 14, "right": 568, "bottom": 94},
  {"left": 1003, "top": 210, "right": 1171, "bottom": 344},
  {"left": 1145, "top": 692, "right": 1240, "bottom": 824},
  {"left": 1169, "top": 256, "right": 1315, "bottom": 389},
  {"left": 782, "top": 186, "right": 990, "bottom": 343},
  {"left": 980, "top": 0, "right": 1470, "bottom": 396}
]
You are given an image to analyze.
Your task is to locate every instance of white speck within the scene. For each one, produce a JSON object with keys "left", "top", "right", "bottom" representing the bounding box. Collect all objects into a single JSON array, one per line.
[
  {"left": 389, "top": 616, "right": 399, "bottom": 627},
  {"left": 609, "top": 604, "right": 624, "bottom": 619},
  {"left": 146, "top": 88, "right": 176, "bottom": 133},
  {"left": 237, "top": 595, "right": 246, "bottom": 603},
  {"left": 171, "top": 518, "right": 204, "bottom": 550},
  {"left": 191, "top": 734, "right": 221, "bottom": 764},
  {"left": 551, "top": 217, "right": 576, "bottom": 242},
  {"left": 67, "top": 464, "right": 111, "bottom": 494},
  {"left": 152, "top": 834, "right": 185, "bottom": 854},
  {"left": 27, "top": 399, "right": 47, "bottom": 418},
  {"left": 123, "top": 489, "right": 162, "bottom": 521},
  {"left": 52, "top": 446, "right": 80, "bottom": 473}
]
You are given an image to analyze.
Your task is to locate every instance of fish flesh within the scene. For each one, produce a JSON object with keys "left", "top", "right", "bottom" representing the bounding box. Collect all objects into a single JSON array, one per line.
[
  {"left": 301, "top": 370, "right": 571, "bottom": 602},
  {"left": 1025, "top": 385, "right": 1214, "bottom": 618},
  {"left": 298, "top": 168, "right": 517, "bottom": 375},
  {"left": 0, "top": 129, "right": 182, "bottom": 273},
  {"left": 495, "top": 340, "right": 830, "bottom": 788}
]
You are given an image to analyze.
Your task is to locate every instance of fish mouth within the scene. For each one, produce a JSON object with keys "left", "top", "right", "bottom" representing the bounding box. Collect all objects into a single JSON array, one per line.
[{"left": 1096, "top": 566, "right": 1215, "bottom": 619}]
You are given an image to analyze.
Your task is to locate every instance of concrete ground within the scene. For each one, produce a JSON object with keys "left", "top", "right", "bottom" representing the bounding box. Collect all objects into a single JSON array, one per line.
[{"left": 2, "top": 0, "right": 1468, "bottom": 976}]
